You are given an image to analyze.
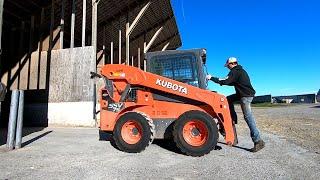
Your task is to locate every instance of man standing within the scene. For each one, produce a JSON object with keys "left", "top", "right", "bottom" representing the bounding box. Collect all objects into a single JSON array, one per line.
[{"left": 206, "top": 57, "right": 265, "bottom": 152}]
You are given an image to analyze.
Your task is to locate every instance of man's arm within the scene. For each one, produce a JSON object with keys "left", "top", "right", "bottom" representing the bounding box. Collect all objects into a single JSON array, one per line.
[{"left": 210, "top": 71, "right": 237, "bottom": 86}]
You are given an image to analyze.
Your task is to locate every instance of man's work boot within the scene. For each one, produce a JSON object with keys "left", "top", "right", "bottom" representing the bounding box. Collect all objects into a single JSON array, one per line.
[{"left": 251, "top": 140, "right": 265, "bottom": 152}]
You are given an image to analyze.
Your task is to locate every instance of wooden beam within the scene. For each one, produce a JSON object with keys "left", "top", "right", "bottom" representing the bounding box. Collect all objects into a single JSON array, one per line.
[
  {"left": 126, "top": 1, "right": 151, "bottom": 37},
  {"left": 110, "top": 42, "right": 113, "bottom": 64},
  {"left": 149, "top": 33, "right": 179, "bottom": 51},
  {"left": 138, "top": 47, "right": 141, "bottom": 69},
  {"left": 82, "top": 0, "right": 86, "bottom": 47},
  {"left": 144, "top": 27, "right": 163, "bottom": 53},
  {"left": 49, "top": 1, "right": 55, "bottom": 50},
  {"left": 18, "top": 21, "right": 25, "bottom": 89},
  {"left": 126, "top": 1, "right": 151, "bottom": 65},
  {"left": 118, "top": 29, "right": 121, "bottom": 64},
  {"left": 103, "top": 25, "right": 106, "bottom": 63},
  {"left": 162, "top": 42, "right": 170, "bottom": 51},
  {"left": 60, "top": 0, "right": 65, "bottom": 49},
  {"left": 91, "top": 0, "right": 99, "bottom": 121},
  {"left": 125, "top": 21, "right": 129, "bottom": 64},
  {"left": 37, "top": 8, "right": 44, "bottom": 89},
  {"left": 102, "top": 16, "right": 173, "bottom": 53},
  {"left": 0, "top": 0, "right": 4, "bottom": 55},
  {"left": 70, "top": 0, "right": 76, "bottom": 48},
  {"left": 98, "top": 0, "right": 149, "bottom": 29},
  {"left": 27, "top": 16, "right": 35, "bottom": 90}
]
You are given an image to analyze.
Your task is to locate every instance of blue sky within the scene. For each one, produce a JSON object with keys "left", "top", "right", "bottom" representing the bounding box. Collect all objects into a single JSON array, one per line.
[{"left": 171, "top": 0, "right": 320, "bottom": 96}]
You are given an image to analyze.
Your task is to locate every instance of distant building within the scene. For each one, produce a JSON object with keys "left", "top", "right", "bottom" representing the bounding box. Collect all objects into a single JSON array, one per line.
[
  {"left": 273, "top": 94, "right": 317, "bottom": 104},
  {"left": 252, "top": 95, "right": 272, "bottom": 104},
  {"left": 317, "top": 89, "right": 320, "bottom": 103}
]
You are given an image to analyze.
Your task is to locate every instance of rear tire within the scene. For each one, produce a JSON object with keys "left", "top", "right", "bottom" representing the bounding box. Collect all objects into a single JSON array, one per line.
[
  {"left": 113, "top": 112, "right": 154, "bottom": 153},
  {"left": 173, "top": 111, "right": 218, "bottom": 157}
]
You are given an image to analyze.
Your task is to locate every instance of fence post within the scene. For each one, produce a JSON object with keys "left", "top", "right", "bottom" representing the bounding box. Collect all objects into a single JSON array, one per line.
[
  {"left": 6, "top": 90, "right": 19, "bottom": 150},
  {"left": 15, "top": 90, "right": 24, "bottom": 149}
]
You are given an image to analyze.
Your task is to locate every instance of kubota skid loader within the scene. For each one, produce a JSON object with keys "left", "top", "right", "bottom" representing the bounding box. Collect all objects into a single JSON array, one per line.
[{"left": 92, "top": 49, "right": 237, "bottom": 157}]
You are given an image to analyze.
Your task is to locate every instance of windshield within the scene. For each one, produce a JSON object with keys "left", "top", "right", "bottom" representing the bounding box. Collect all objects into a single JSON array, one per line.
[{"left": 149, "top": 53, "right": 199, "bottom": 87}]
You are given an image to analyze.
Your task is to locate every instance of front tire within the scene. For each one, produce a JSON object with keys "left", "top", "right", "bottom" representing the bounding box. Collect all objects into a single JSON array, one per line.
[
  {"left": 113, "top": 112, "right": 154, "bottom": 153},
  {"left": 173, "top": 111, "right": 218, "bottom": 156}
]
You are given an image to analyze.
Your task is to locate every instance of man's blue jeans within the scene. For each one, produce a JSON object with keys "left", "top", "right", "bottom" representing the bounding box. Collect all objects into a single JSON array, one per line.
[{"left": 227, "top": 94, "right": 261, "bottom": 143}]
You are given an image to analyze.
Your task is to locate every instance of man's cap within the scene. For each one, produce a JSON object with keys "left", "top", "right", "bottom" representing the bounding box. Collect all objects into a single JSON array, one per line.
[{"left": 224, "top": 57, "right": 238, "bottom": 67}]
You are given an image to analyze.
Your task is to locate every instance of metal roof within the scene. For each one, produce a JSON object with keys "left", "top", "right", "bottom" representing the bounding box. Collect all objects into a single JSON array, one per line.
[{"left": 3, "top": 0, "right": 182, "bottom": 63}]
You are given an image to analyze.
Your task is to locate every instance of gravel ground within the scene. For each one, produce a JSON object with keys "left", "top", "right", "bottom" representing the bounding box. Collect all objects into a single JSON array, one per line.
[
  {"left": 0, "top": 104, "right": 319, "bottom": 179},
  {"left": 239, "top": 104, "right": 320, "bottom": 153}
]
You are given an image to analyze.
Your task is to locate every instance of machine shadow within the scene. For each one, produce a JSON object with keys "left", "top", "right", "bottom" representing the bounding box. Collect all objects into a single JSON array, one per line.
[
  {"left": 99, "top": 130, "right": 113, "bottom": 141},
  {"left": 98, "top": 130, "right": 183, "bottom": 154},
  {"left": 98, "top": 130, "right": 122, "bottom": 151},
  {"left": 153, "top": 139, "right": 183, "bottom": 155},
  {"left": 218, "top": 141, "right": 252, "bottom": 152},
  {"left": 98, "top": 130, "right": 224, "bottom": 154}
]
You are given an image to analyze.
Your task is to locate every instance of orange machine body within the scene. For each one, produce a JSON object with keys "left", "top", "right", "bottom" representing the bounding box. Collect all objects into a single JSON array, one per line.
[{"left": 99, "top": 64, "right": 236, "bottom": 145}]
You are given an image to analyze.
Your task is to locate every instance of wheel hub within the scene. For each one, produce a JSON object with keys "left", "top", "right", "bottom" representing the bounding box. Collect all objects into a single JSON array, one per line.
[
  {"left": 132, "top": 127, "right": 139, "bottom": 135},
  {"left": 182, "top": 120, "right": 209, "bottom": 147},
  {"left": 191, "top": 128, "right": 200, "bottom": 136},
  {"left": 121, "top": 120, "right": 143, "bottom": 144}
]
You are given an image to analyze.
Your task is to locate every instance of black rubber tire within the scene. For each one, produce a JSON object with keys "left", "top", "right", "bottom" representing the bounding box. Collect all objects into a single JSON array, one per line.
[
  {"left": 173, "top": 110, "right": 219, "bottom": 157},
  {"left": 113, "top": 112, "right": 153, "bottom": 153}
]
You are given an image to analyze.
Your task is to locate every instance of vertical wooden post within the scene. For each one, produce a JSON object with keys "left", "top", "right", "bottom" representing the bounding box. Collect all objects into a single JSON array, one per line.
[
  {"left": 143, "top": 35, "right": 146, "bottom": 71},
  {"left": 82, "top": 0, "right": 86, "bottom": 47},
  {"left": 131, "top": 56, "right": 134, "bottom": 66},
  {"left": 0, "top": 0, "right": 4, "bottom": 55},
  {"left": 118, "top": 29, "right": 121, "bottom": 64},
  {"left": 102, "top": 26, "right": 106, "bottom": 64},
  {"left": 49, "top": 1, "right": 55, "bottom": 50},
  {"left": 37, "top": 8, "right": 44, "bottom": 89},
  {"left": 0, "top": 0, "right": 4, "bottom": 76},
  {"left": 70, "top": 0, "right": 76, "bottom": 48},
  {"left": 27, "top": 16, "right": 35, "bottom": 90},
  {"left": 91, "top": 0, "right": 98, "bottom": 121},
  {"left": 138, "top": 47, "right": 141, "bottom": 69},
  {"left": 92, "top": 0, "right": 97, "bottom": 54},
  {"left": 125, "top": 22, "right": 129, "bottom": 65},
  {"left": 110, "top": 42, "right": 113, "bottom": 64},
  {"left": 60, "top": 0, "right": 65, "bottom": 49},
  {"left": 18, "top": 21, "right": 25, "bottom": 89}
]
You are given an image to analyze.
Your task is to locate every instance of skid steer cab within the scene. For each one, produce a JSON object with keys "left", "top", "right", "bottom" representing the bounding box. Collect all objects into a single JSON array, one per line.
[{"left": 93, "top": 48, "right": 237, "bottom": 157}]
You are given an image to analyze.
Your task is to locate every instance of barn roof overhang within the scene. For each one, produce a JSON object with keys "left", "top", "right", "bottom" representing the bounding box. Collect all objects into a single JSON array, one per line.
[{"left": 3, "top": 0, "right": 182, "bottom": 57}]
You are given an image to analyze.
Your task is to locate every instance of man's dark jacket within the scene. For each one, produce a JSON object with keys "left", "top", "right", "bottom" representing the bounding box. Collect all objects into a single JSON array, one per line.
[{"left": 210, "top": 65, "right": 256, "bottom": 97}]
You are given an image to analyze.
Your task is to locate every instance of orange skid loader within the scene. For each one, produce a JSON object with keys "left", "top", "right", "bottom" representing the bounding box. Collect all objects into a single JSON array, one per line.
[{"left": 93, "top": 49, "right": 237, "bottom": 156}]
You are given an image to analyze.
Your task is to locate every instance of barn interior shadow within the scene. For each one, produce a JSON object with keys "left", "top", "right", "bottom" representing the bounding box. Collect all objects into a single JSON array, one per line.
[{"left": 0, "top": 1, "right": 69, "bottom": 147}]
